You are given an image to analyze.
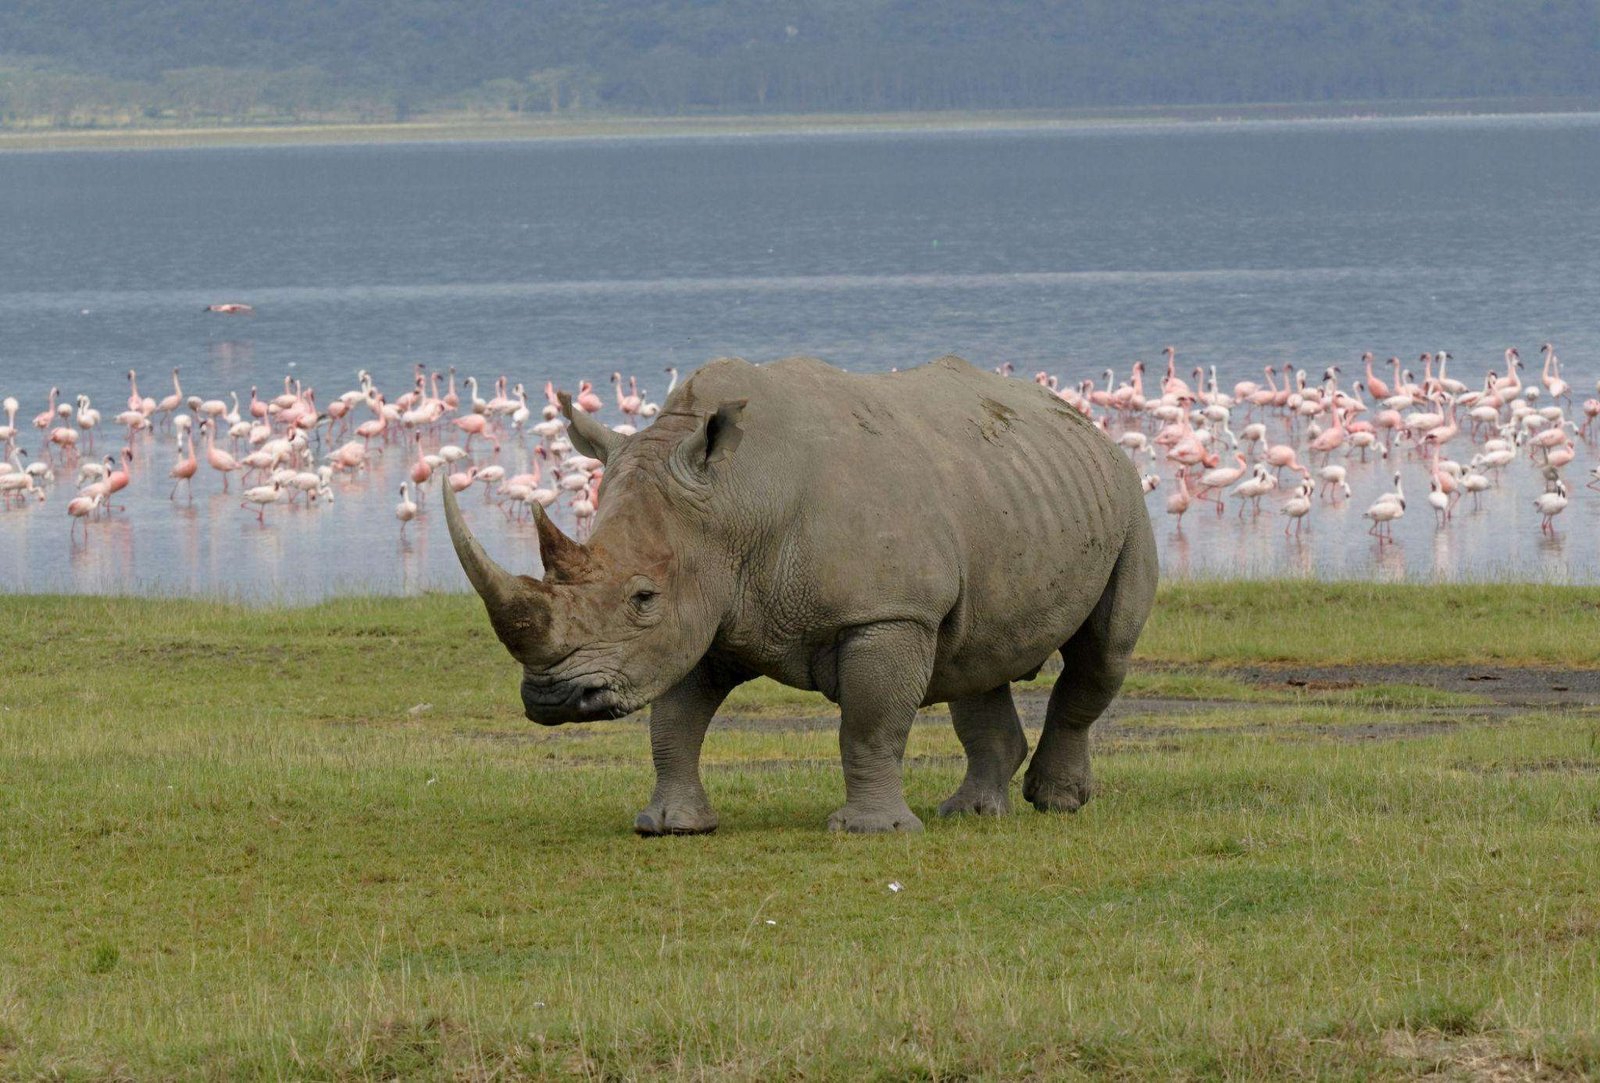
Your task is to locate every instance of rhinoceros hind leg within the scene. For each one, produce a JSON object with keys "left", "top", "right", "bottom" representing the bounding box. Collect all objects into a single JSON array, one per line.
[
  {"left": 1024, "top": 525, "right": 1158, "bottom": 814},
  {"left": 635, "top": 660, "right": 741, "bottom": 837},
  {"left": 826, "top": 621, "right": 935, "bottom": 834},
  {"left": 938, "top": 685, "right": 1027, "bottom": 816}
]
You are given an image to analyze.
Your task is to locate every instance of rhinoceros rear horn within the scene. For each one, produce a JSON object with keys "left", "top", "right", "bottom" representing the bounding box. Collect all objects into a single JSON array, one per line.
[
  {"left": 558, "top": 390, "right": 622, "bottom": 463},
  {"left": 442, "top": 477, "right": 537, "bottom": 615},
  {"left": 532, "top": 502, "right": 593, "bottom": 580}
]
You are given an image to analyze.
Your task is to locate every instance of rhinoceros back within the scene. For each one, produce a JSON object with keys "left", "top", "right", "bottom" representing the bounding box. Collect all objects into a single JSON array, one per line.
[{"left": 671, "top": 355, "right": 1151, "bottom": 698}]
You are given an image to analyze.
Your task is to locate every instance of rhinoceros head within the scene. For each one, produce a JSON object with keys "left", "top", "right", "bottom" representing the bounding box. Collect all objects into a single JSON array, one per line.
[{"left": 443, "top": 390, "right": 746, "bottom": 724}]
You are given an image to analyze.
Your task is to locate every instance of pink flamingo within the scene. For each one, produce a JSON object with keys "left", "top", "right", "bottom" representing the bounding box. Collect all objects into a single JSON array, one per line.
[
  {"left": 1428, "top": 455, "right": 1460, "bottom": 519},
  {"left": 202, "top": 420, "right": 240, "bottom": 490},
  {"left": 1089, "top": 370, "right": 1115, "bottom": 410},
  {"left": 1492, "top": 349, "right": 1522, "bottom": 397},
  {"left": 396, "top": 482, "right": 418, "bottom": 532},
  {"left": 576, "top": 381, "right": 604, "bottom": 415},
  {"left": 612, "top": 372, "right": 642, "bottom": 417},
  {"left": 1579, "top": 399, "right": 1600, "bottom": 442},
  {"left": 1308, "top": 404, "right": 1347, "bottom": 463},
  {"left": 1541, "top": 343, "right": 1570, "bottom": 403},
  {"left": 326, "top": 397, "right": 352, "bottom": 432},
  {"left": 1164, "top": 472, "right": 1192, "bottom": 530},
  {"left": 475, "top": 463, "right": 506, "bottom": 501},
  {"left": 329, "top": 441, "right": 367, "bottom": 472},
  {"left": 1281, "top": 480, "right": 1313, "bottom": 536},
  {"left": 67, "top": 490, "right": 102, "bottom": 538},
  {"left": 487, "top": 376, "right": 517, "bottom": 415},
  {"left": 1263, "top": 443, "right": 1308, "bottom": 480},
  {"left": 32, "top": 387, "right": 59, "bottom": 430},
  {"left": 409, "top": 433, "right": 433, "bottom": 485},
  {"left": 1248, "top": 366, "right": 1277, "bottom": 411},
  {"left": 47, "top": 426, "right": 80, "bottom": 458},
  {"left": 1159, "top": 347, "right": 1190, "bottom": 399},
  {"left": 1195, "top": 452, "right": 1249, "bottom": 511},
  {"left": 1420, "top": 398, "right": 1459, "bottom": 451},
  {"left": 156, "top": 368, "right": 184, "bottom": 418},
  {"left": 169, "top": 430, "right": 198, "bottom": 501},
  {"left": 572, "top": 472, "right": 601, "bottom": 539},
  {"left": 356, "top": 406, "right": 387, "bottom": 443},
  {"left": 1527, "top": 425, "right": 1572, "bottom": 462},
  {"left": 1534, "top": 481, "right": 1569, "bottom": 533},
  {"left": 452, "top": 412, "right": 494, "bottom": 449},
  {"left": 1362, "top": 352, "right": 1392, "bottom": 401},
  {"left": 103, "top": 448, "right": 133, "bottom": 512}
]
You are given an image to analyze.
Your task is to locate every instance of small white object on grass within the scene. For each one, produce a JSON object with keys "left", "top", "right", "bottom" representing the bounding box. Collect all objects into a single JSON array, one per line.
[{"left": 887, "top": 881, "right": 904, "bottom": 894}]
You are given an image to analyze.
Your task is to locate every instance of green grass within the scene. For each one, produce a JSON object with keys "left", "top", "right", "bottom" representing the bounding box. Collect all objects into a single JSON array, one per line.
[
  {"left": 1, "top": 587, "right": 1598, "bottom": 1078},
  {"left": 1140, "top": 580, "right": 1600, "bottom": 667}
]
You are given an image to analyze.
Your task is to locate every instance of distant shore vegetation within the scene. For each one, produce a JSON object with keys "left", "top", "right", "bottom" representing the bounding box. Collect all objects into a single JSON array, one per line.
[{"left": 0, "top": 0, "right": 1596, "bottom": 132}]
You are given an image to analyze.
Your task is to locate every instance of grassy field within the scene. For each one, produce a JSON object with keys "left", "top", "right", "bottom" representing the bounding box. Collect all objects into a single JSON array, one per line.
[{"left": 2, "top": 584, "right": 1598, "bottom": 1078}]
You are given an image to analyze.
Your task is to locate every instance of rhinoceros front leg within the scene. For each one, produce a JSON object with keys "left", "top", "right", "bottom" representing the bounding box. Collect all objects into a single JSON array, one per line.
[
  {"left": 635, "top": 661, "right": 736, "bottom": 837},
  {"left": 827, "top": 622, "right": 935, "bottom": 834}
]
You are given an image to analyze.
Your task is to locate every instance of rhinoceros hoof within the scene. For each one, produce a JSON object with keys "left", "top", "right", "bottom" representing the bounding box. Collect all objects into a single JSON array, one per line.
[
  {"left": 826, "top": 804, "right": 925, "bottom": 834},
  {"left": 936, "top": 787, "right": 1013, "bottom": 817},
  {"left": 634, "top": 804, "right": 719, "bottom": 837},
  {"left": 1022, "top": 776, "right": 1091, "bottom": 813}
]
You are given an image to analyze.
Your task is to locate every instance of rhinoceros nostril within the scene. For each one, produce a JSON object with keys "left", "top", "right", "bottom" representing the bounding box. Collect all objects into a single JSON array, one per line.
[{"left": 575, "top": 683, "right": 613, "bottom": 711}]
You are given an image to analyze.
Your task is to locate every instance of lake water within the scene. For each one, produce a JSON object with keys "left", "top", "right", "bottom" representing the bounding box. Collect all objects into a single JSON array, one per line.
[{"left": 2, "top": 113, "right": 1599, "bottom": 599}]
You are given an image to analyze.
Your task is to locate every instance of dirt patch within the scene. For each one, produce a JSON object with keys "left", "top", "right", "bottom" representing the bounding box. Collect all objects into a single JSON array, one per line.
[
  {"left": 1378, "top": 1030, "right": 1570, "bottom": 1081},
  {"left": 1265, "top": 677, "right": 1361, "bottom": 692},
  {"left": 1214, "top": 664, "right": 1600, "bottom": 708},
  {"left": 1292, "top": 719, "right": 1464, "bottom": 742},
  {"left": 1096, "top": 717, "right": 1464, "bottom": 744},
  {"left": 1452, "top": 758, "right": 1600, "bottom": 776}
]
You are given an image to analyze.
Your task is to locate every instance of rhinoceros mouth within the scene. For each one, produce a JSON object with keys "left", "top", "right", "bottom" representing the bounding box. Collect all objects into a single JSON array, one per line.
[{"left": 521, "top": 677, "right": 634, "bottom": 725}]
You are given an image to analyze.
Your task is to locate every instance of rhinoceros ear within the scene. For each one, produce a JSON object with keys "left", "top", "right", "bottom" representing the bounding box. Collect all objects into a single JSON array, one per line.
[
  {"left": 670, "top": 399, "right": 747, "bottom": 488},
  {"left": 558, "top": 390, "right": 623, "bottom": 463}
]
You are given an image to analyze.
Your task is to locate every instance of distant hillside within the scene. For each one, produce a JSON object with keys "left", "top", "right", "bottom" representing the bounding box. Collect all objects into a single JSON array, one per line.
[{"left": 1, "top": 1, "right": 1597, "bottom": 127}]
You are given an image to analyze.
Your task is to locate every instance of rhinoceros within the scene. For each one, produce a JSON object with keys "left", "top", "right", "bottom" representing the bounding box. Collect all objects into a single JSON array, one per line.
[{"left": 443, "top": 355, "right": 1157, "bottom": 834}]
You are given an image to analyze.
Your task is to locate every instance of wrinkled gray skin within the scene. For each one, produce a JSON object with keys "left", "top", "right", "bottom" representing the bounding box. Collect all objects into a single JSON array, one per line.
[{"left": 443, "top": 355, "right": 1157, "bottom": 834}]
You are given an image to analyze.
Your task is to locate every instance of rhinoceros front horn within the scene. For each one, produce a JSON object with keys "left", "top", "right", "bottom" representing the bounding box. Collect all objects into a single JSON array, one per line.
[{"left": 442, "top": 477, "right": 532, "bottom": 614}]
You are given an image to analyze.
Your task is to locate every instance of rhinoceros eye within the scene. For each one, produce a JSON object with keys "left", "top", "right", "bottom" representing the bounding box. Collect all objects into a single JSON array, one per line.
[{"left": 625, "top": 576, "right": 661, "bottom": 618}]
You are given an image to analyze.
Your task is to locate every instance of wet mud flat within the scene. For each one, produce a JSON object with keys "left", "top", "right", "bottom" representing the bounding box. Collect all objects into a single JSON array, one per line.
[
  {"left": 1214, "top": 663, "right": 1600, "bottom": 706},
  {"left": 713, "top": 664, "right": 1600, "bottom": 744}
]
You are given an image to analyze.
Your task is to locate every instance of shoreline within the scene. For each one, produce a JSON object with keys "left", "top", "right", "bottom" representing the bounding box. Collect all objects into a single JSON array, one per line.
[{"left": 2, "top": 98, "right": 1598, "bottom": 153}]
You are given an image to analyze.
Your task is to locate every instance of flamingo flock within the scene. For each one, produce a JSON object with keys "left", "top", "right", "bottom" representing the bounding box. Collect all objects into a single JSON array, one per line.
[
  {"left": 1028, "top": 343, "right": 1590, "bottom": 540},
  {"left": 0, "top": 347, "right": 1593, "bottom": 559},
  {"left": 0, "top": 363, "right": 678, "bottom": 543}
]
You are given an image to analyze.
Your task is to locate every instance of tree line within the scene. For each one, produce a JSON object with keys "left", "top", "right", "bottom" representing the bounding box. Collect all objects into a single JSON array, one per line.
[{"left": 1, "top": 0, "right": 1596, "bottom": 127}]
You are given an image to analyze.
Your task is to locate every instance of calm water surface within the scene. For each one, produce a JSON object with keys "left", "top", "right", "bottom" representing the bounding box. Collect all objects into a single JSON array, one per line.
[{"left": 2, "top": 114, "right": 1599, "bottom": 598}]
